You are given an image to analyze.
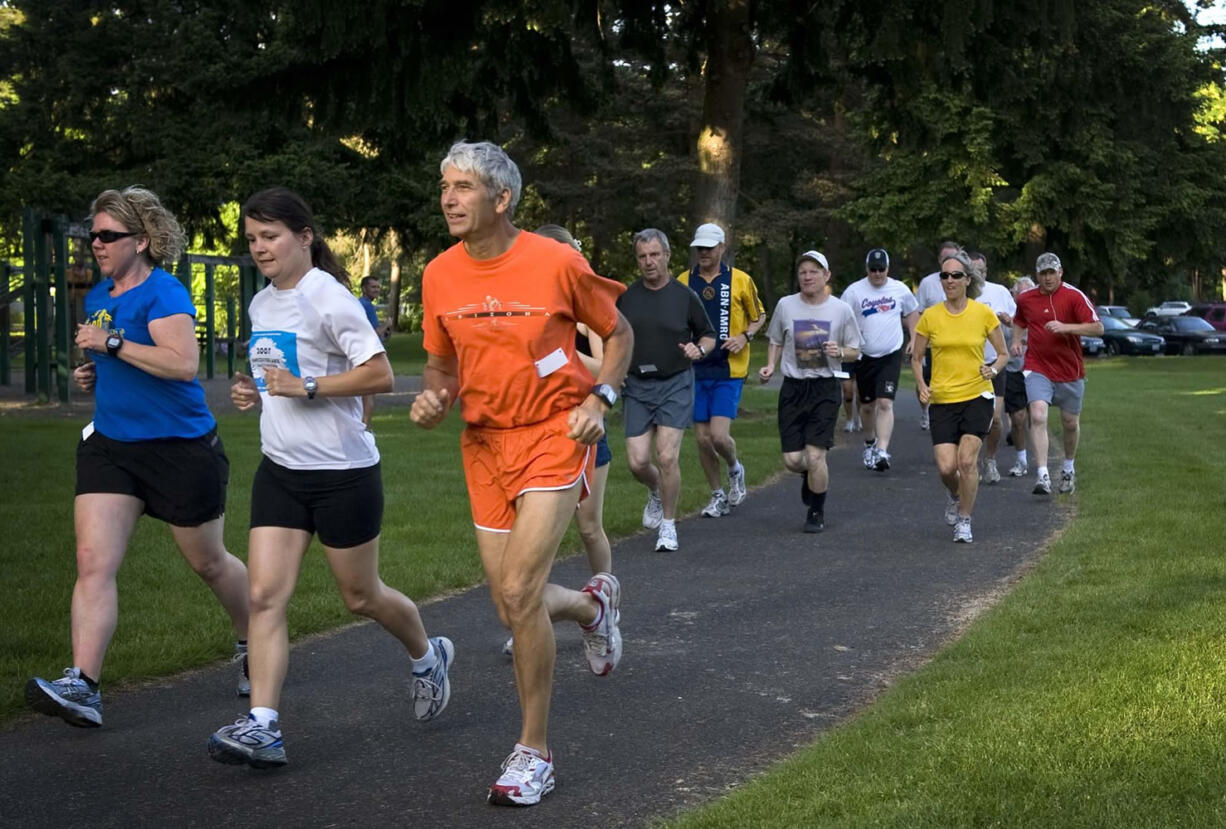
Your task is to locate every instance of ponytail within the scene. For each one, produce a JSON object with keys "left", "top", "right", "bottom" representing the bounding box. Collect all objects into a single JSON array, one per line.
[{"left": 311, "top": 236, "right": 350, "bottom": 286}]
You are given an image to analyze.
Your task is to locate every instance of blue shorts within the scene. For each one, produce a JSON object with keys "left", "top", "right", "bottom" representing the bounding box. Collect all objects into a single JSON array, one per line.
[
  {"left": 693, "top": 377, "right": 744, "bottom": 423},
  {"left": 595, "top": 433, "right": 612, "bottom": 468}
]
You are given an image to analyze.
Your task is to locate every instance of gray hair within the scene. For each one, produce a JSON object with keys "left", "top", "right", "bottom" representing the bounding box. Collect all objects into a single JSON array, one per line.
[
  {"left": 440, "top": 141, "right": 522, "bottom": 214},
  {"left": 939, "top": 248, "right": 981, "bottom": 299},
  {"left": 632, "top": 228, "right": 671, "bottom": 255},
  {"left": 1012, "top": 276, "right": 1036, "bottom": 296}
]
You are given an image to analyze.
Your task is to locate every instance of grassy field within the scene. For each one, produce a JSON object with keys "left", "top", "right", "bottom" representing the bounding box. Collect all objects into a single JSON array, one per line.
[
  {"left": 667, "top": 357, "right": 1226, "bottom": 827},
  {"left": 0, "top": 371, "right": 784, "bottom": 721}
]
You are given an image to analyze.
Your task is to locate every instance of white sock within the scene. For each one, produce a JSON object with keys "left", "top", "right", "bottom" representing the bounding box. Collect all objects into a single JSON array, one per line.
[
  {"left": 731, "top": 461, "right": 744, "bottom": 476},
  {"left": 250, "top": 707, "right": 278, "bottom": 728},
  {"left": 1037, "top": 465, "right": 1049, "bottom": 478},
  {"left": 1017, "top": 450, "right": 1028, "bottom": 465},
  {"left": 411, "top": 642, "right": 439, "bottom": 674},
  {"left": 1062, "top": 459, "right": 1075, "bottom": 474},
  {"left": 660, "top": 518, "right": 675, "bottom": 530}
]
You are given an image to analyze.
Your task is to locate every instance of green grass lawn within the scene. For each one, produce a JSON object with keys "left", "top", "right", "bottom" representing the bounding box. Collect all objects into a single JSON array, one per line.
[
  {"left": 667, "top": 357, "right": 1226, "bottom": 828},
  {"left": 0, "top": 374, "right": 784, "bottom": 721}
]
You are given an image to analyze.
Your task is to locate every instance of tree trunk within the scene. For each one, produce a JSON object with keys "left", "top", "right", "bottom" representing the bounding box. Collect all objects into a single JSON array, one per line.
[
  {"left": 693, "top": 0, "right": 755, "bottom": 262},
  {"left": 389, "top": 231, "right": 402, "bottom": 331}
]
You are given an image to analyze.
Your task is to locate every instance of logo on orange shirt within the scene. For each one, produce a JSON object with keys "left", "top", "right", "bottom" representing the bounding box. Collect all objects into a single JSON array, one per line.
[{"left": 445, "top": 295, "right": 550, "bottom": 331}]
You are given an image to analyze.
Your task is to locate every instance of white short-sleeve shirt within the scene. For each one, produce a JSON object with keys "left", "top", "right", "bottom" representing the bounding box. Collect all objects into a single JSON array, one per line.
[
  {"left": 976, "top": 281, "right": 1017, "bottom": 362},
  {"left": 841, "top": 276, "right": 919, "bottom": 358},
  {"left": 248, "top": 268, "right": 385, "bottom": 470}
]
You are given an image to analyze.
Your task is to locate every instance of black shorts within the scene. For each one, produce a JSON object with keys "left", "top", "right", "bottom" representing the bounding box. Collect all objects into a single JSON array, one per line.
[
  {"left": 929, "top": 396, "right": 994, "bottom": 445},
  {"left": 855, "top": 350, "right": 903, "bottom": 403},
  {"left": 76, "top": 427, "right": 228, "bottom": 527},
  {"left": 251, "top": 457, "right": 383, "bottom": 548},
  {"left": 1004, "top": 370, "right": 1028, "bottom": 414},
  {"left": 778, "top": 376, "right": 840, "bottom": 453}
]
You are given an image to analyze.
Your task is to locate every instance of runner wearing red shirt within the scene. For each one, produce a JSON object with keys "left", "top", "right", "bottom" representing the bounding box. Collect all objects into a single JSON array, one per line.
[{"left": 1010, "top": 252, "right": 1102, "bottom": 496}]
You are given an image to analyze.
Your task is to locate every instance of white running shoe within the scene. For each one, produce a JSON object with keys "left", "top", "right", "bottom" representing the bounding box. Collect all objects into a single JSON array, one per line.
[
  {"left": 727, "top": 464, "right": 747, "bottom": 506},
  {"left": 655, "top": 523, "right": 678, "bottom": 552},
  {"left": 234, "top": 644, "right": 250, "bottom": 698},
  {"left": 920, "top": 408, "right": 930, "bottom": 430},
  {"left": 208, "top": 714, "right": 287, "bottom": 768},
  {"left": 502, "top": 637, "right": 514, "bottom": 657},
  {"left": 580, "top": 573, "right": 622, "bottom": 676},
  {"left": 641, "top": 491, "right": 663, "bottom": 529},
  {"left": 862, "top": 440, "right": 877, "bottom": 469},
  {"left": 1033, "top": 472, "right": 1052, "bottom": 495},
  {"left": 488, "top": 744, "right": 557, "bottom": 806},
  {"left": 1058, "top": 470, "right": 1076, "bottom": 494},
  {"left": 852, "top": 416, "right": 863, "bottom": 431},
  {"left": 701, "top": 490, "right": 730, "bottom": 517},
  {"left": 944, "top": 493, "right": 960, "bottom": 526},
  {"left": 953, "top": 518, "right": 973, "bottom": 543},
  {"left": 873, "top": 450, "right": 891, "bottom": 472},
  {"left": 843, "top": 419, "right": 856, "bottom": 433},
  {"left": 983, "top": 459, "right": 1001, "bottom": 485},
  {"left": 411, "top": 636, "right": 454, "bottom": 721},
  {"left": 1008, "top": 460, "right": 1028, "bottom": 477}
]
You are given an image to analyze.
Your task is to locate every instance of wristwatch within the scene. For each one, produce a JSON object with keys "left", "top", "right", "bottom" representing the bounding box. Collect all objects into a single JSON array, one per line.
[
  {"left": 591, "top": 383, "right": 618, "bottom": 409},
  {"left": 744, "top": 330, "right": 755, "bottom": 342},
  {"left": 303, "top": 376, "right": 318, "bottom": 400},
  {"left": 105, "top": 331, "right": 124, "bottom": 357}
]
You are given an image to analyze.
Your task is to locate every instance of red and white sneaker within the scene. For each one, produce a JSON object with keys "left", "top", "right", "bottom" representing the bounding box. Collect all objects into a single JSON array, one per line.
[
  {"left": 488, "top": 744, "right": 556, "bottom": 806},
  {"left": 580, "top": 572, "right": 622, "bottom": 676}
]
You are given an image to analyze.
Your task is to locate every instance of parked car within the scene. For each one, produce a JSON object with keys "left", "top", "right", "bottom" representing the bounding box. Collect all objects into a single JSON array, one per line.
[
  {"left": 1080, "top": 335, "right": 1105, "bottom": 356},
  {"left": 1138, "top": 315, "right": 1226, "bottom": 355},
  {"left": 1096, "top": 305, "right": 1138, "bottom": 326},
  {"left": 1185, "top": 303, "right": 1226, "bottom": 332},
  {"left": 1145, "top": 300, "right": 1192, "bottom": 317},
  {"left": 1100, "top": 316, "right": 1165, "bottom": 355}
]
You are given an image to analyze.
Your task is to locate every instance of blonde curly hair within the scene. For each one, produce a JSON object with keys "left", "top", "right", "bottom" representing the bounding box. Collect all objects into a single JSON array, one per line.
[{"left": 89, "top": 186, "right": 186, "bottom": 267}]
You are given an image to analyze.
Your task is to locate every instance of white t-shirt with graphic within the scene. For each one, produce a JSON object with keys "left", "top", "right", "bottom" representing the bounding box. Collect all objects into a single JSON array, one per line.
[
  {"left": 248, "top": 268, "right": 385, "bottom": 470},
  {"left": 915, "top": 271, "right": 945, "bottom": 310},
  {"left": 766, "top": 293, "right": 860, "bottom": 379},
  {"left": 976, "top": 281, "right": 1017, "bottom": 362},
  {"left": 840, "top": 276, "right": 919, "bottom": 358}
]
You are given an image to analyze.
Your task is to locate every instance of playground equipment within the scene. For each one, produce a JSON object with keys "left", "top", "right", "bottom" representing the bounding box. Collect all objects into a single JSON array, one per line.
[{"left": 1, "top": 208, "right": 261, "bottom": 403}]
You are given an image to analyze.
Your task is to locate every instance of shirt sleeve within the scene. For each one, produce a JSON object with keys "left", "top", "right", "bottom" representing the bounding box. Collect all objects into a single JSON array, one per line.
[
  {"left": 570, "top": 254, "right": 625, "bottom": 339},
  {"left": 739, "top": 272, "right": 766, "bottom": 320},
  {"left": 421, "top": 265, "right": 456, "bottom": 357},
  {"left": 767, "top": 299, "right": 787, "bottom": 344},
  {"left": 324, "top": 286, "right": 385, "bottom": 368},
  {"left": 361, "top": 297, "right": 380, "bottom": 329},
  {"left": 148, "top": 274, "right": 198, "bottom": 322},
  {"left": 841, "top": 304, "right": 862, "bottom": 350},
  {"left": 899, "top": 288, "right": 919, "bottom": 316},
  {"left": 915, "top": 307, "right": 933, "bottom": 340}
]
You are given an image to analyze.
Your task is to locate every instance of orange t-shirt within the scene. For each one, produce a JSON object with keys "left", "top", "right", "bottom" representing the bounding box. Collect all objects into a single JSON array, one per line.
[{"left": 422, "top": 231, "right": 625, "bottom": 428}]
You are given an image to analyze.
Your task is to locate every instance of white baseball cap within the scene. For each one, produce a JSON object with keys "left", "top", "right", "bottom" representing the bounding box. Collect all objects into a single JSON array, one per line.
[
  {"left": 690, "top": 223, "right": 726, "bottom": 248},
  {"left": 799, "top": 249, "right": 829, "bottom": 270}
]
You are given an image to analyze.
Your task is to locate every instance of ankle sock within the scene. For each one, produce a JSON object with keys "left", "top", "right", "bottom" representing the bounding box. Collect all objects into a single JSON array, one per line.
[
  {"left": 411, "top": 642, "right": 439, "bottom": 674},
  {"left": 250, "top": 707, "right": 278, "bottom": 728},
  {"left": 1017, "top": 450, "right": 1028, "bottom": 465},
  {"left": 1062, "top": 459, "right": 1075, "bottom": 474}
]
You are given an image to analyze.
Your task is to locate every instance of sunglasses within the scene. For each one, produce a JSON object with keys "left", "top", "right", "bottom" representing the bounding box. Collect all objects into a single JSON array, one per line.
[
  {"left": 868, "top": 268, "right": 887, "bottom": 274},
  {"left": 939, "top": 271, "right": 966, "bottom": 280},
  {"left": 89, "top": 229, "right": 139, "bottom": 244}
]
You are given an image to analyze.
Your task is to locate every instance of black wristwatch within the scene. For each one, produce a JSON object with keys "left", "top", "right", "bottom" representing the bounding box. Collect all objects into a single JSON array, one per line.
[
  {"left": 591, "top": 383, "right": 618, "bottom": 409},
  {"left": 303, "top": 376, "right": 318, "bottom": 400},
  {"left": 743, "top": 330, "right": 755, "bottom": 342},
  {"left": 105, "top": 331, "right": 124, "bottom": 357}
]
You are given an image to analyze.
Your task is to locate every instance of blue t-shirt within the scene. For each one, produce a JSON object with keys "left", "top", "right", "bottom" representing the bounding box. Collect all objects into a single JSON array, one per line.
[
  {"left": 359, "top": 295, "right": 380, "bottom": 329},
  {"left": 82, "top": 268, "right": 215, "bottom": 441},
  {"left": 689, "top": 263, "right": 733, "bottom": 380}
]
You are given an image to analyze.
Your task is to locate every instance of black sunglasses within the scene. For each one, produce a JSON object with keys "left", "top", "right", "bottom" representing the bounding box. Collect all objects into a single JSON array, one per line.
[
  {"left": 89, "top": 229, "right": 139, "bottom": 244},
  {"left": 939, "top": 271, "right": 966, "bottom": 280}
]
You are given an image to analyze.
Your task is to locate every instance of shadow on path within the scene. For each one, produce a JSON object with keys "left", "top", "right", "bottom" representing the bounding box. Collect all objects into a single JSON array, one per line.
[{"left": 0, "top": 392, "right": 1068, "bottom": 828}]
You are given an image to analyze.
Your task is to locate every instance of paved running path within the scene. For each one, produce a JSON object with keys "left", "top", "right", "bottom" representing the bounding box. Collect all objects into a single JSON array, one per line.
[{"left": 0, "top": 393, "right": 1067, "bottom": 828}]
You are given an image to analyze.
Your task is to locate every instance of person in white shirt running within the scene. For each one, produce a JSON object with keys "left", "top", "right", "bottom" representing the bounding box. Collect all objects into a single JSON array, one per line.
[
  {"left": 966, "top": 252, "right": 1017, "bottom": 484},
  {"left": 840, "top": 248, "right": 918, "bottom": 472},
  {"left": 208, "top": 187, "right": 453, "bottom": 769}
]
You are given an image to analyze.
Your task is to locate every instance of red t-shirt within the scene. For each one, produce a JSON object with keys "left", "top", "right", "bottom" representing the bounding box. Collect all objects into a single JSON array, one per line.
[
  {"left": 1013, "top": 282, "right": 1100, "bottom": 382},
  {"left": 422, "top": 231, "right": 624, "bottom": 428}
]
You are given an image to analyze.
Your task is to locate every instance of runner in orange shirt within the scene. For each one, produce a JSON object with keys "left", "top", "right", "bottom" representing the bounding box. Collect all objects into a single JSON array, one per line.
[{"left": 410, "top": 141, "right": 633, "bottom": 807}]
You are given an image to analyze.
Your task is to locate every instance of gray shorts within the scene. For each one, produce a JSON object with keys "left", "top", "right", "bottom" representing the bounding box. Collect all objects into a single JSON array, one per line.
[
  {"left": 1023, "top": 372, "right": 1085, "bottom": 415},
  {"left": 623, "top": 371, "right": 694, "bottom": 438}
]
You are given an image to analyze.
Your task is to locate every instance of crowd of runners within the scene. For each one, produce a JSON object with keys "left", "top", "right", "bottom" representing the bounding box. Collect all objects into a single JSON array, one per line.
[{"left": 21, "top": 140, "right": 1102, "bottom": 808}]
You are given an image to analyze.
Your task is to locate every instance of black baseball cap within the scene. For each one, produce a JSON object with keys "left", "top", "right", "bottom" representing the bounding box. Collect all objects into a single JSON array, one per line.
[{"left": 865, "top": 249, "right": 889, "bottom": 272}]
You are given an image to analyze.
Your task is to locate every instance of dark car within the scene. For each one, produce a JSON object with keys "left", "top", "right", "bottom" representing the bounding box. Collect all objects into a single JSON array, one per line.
[
  {"left": 1080, "top": 335, "right": 1105, "bottom": 357},
  {"left": 1139, "top": 316, "right": 1226, "bottom": 355},
  {"left": 1186, "top": 303, "right": 1226, "bottom": 332},
  {"left": 1100, "top": 316, "right": 1164, "bottom": 355}
]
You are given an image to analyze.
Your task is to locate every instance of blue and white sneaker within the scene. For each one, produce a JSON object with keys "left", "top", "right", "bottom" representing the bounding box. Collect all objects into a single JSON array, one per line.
[
  {"left": 728, "top": 463, "right": 747, "bottom": 506},
  {"left": 26, "top": 668, "right": 102, "bottom": 727},
  {"left": 412, "top": 636, "right": 454, "bottom": 721},
  {"left": 208, "top": 714, "right": 287, "bottom": 768},
  {"left": 488, "top": 744, "right": 557, "bottom": 806}
]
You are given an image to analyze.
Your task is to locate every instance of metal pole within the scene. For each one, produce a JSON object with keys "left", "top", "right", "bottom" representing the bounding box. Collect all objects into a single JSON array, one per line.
[
  {"left": 35, "top": 215, "right": 51, "bottom": 402},
  {"left": 53, "top": 215, "right": 71, "bottom": 404},
  {"left": 239, "top": 264, "right": 255, "bottom": 342},
  {"left": 1, "top": 262, "right": 10, "bottom": 386},
  {"left": 226, "top": 296, "right": 236, "bottom": 378},
  {"left": 204, "top": 263, "right": 216, "bottom": 379},
  {"left": 22, "top": 207, "right": 37, "bottom": 394}
]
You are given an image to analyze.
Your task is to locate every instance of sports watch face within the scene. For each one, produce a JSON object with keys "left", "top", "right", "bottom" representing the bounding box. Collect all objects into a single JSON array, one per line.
[{"left": 105, "top": 333, "right": 122, "bottom": 354}]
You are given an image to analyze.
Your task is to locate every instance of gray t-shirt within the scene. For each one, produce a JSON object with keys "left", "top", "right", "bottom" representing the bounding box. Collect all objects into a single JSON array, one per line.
[{"left": 767, "top": 293, "right": 861, "bottom": 379}]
